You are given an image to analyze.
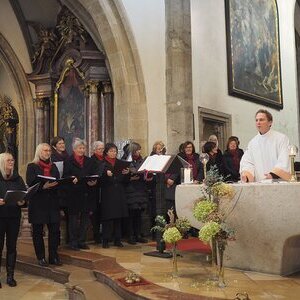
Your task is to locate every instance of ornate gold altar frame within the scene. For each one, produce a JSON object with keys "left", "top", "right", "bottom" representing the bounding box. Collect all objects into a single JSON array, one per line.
[{"left": 53, "top": 58, "right": 85, "bottom": 136}]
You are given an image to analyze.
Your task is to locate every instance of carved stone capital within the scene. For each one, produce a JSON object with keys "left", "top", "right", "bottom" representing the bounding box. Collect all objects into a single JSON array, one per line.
[
  {"left": 85, "top": 80, "right": 100, "bottom": 95},
  {"left": 102, "top": 81, "right": 112, "bottom": 94},
  {"left": 34, "top": 97, "right": 48, "bottom": 109}
]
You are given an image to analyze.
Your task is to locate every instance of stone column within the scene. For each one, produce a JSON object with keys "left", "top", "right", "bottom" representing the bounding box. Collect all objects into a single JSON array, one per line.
[
  {"left": 165, "top": 0, "right": 193, "bottom": 153},
  {"left": 43, "top": 98, "right": 50, "bottom": 143},
  {"left": 86, "top": 81, "right": 100, "bottom": 155},
  {"left": 99, "top": 81, "right": 114, "bottom": 143},
  {"left": 34, "top": 97, "right": 46, "bottom": 145}
]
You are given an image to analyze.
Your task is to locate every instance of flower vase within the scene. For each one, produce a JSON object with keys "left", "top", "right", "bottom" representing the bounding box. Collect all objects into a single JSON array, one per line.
[
  {"left": 172, "top": 243, "right": 178, "bottom": 277},
  {"left": 157, "top": 239, "right": 166, "bottom": 253},
  {"left": 217, "top": 240, "right": 226, "bottom": 288},
  {"left": 210, "top": 237, "right": 218, "bottom": 280}
]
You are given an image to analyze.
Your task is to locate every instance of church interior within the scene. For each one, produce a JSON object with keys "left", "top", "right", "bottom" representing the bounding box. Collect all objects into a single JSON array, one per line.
[{"left": 1, "top": 0, "right": 300, "bottom": 299}]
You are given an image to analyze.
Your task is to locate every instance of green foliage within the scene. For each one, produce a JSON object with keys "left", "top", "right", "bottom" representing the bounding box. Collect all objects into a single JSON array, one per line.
[
  {"left": 199, "top": 221, "right": 221, "bottom": 243},
  {"left": 163, "top": 227, "right": 182, "bottom": 244},
  {"left": 175, "top": 217, "right": 191, "bottom": 235},
  {"left": 193, "top": 199, "right": 217, "bottom": 222},
  {"left": 150, "top": 215, "right": 167, "bottom": 233}
]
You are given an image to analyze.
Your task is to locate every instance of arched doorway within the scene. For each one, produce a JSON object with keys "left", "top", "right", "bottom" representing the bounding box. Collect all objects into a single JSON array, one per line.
[
  {"left": 62, "top": 0, "right": 148, "bottom": 152},
  {"left": 0, "top": 33, "right": 35, "bottom": 176}
]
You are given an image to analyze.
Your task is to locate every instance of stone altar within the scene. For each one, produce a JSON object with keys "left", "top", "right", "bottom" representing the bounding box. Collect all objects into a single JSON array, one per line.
[{"left": 176, "top": 182, "right": 300, "bottom": 275}]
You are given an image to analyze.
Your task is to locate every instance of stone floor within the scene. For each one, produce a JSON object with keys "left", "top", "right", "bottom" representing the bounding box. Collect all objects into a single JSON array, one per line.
[
  {"left": 2, "top": 239, "right": 300, "bottom": 299},
  {"left": 90, "top": 243, "right": 300, "bottom": 299},
  {"left": 0, "top": 270, "right": 68, "bottom": 300}
]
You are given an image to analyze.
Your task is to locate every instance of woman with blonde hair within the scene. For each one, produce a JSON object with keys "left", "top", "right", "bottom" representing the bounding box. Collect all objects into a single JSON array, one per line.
[
  {"left": 0, "top": 153, "right": 26, "bottom": 287},
  {"left": 26, "top": 143, "right": 62, "bottom": 267}
]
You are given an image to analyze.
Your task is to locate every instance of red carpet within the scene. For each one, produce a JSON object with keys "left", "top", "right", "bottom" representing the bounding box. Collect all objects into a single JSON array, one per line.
[{"left": 147, "top": 237, "right": 211, "bottom": 254}]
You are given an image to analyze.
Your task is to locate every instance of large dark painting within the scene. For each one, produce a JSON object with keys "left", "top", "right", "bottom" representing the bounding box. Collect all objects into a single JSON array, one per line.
[
  {"left": 58, "top": 69, "right": 85, "bottom": 153},
  {"left": 225, "top": 0, "right": 283, "bottom": 109}
]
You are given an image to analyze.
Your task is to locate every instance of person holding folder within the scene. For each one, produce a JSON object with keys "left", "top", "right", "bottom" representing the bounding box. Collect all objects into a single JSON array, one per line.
[
  {"left": 123, "top": 142, "right": 148, "bottom": 245},
  {"left": 63, "top": 138, "right": 98, "bottom": 250},
  {"left": 26, "top": 143, "right": 62, "bottom": 267},
  {"left": 0, "top": 153, "right": 26, "bottom": 287},
  {"left": 101, "top": 143, "right": 130, "bottom": 248},
  {"left": 90, "top": 141, "right": 105, "bottom": 244}
]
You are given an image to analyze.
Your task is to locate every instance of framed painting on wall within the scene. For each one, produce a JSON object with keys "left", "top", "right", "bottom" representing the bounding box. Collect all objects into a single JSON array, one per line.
[{"left": 225, "top": 0, "right": 283, "bottom": 109}]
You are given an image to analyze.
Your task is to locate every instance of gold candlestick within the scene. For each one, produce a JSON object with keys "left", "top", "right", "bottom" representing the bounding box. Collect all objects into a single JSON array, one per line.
[
  {"left": 200, "top": 153, "right": 209, "bottom": 179},
  {"left": 288, "top": 145, "right": 298, "bottom": 182}
]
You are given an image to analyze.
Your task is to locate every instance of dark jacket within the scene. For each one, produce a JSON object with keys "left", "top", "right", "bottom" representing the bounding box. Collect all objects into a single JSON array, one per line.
[
  {"left": 125, "top": 157, "right": 149, "bottom": 211},
  {"left": 26, "top": 162, "right": 60, "bottom": 224},
  {"left": 90, "top": 154, "right": 106, "bottom": 211},
  {"left": 63, "top": 155, "right": 99, "bottom": 214},
  {"left": 0, "top": 171, "right": 26, "bottom": 219},
  {"left": 51, "top": 149, "right": 69, "bottom": 163},
  {"left": 207, "top": 149, "right": 224, "bottom": 176},
  {"left": 177, "top": 152, "right": 204, "bottom": 182},
  {"left": 223, "top": 149, "right": 244, "bottom": 182},
  {"left": 100, "top": 159, "right": 129, "bottom": 221}
]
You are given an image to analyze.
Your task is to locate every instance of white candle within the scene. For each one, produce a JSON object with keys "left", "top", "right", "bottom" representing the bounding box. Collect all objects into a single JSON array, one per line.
[{"left": 184, "top": 168, "right": 192, "bottom": 183}]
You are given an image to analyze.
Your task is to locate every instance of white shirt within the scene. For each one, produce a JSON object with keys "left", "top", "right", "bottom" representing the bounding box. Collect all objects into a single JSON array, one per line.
[{"left": 240, "top": 129, "right": 290, "bottom": 182}]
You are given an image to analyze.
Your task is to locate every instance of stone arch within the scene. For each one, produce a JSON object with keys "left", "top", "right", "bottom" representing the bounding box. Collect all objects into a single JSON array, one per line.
[
  {"left": 62, "top": 0, "right": 148, "bottom": 152},
  {"left": 0, "top": 33, "right": 35, "bottom": 176}
]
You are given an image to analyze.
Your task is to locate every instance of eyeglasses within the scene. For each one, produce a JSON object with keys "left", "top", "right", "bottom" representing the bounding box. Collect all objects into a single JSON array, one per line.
[{"left": 6, "top": 159, "right": 15, "bottom": 162}]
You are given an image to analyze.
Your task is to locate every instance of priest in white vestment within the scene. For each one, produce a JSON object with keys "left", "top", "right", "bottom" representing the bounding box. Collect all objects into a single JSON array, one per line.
[{"left": 240, "top": 109, "right": 291, "bottom": 182}]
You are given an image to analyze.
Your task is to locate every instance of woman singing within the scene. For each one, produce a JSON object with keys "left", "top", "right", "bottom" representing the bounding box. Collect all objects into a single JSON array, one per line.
[
  {"left": 0, "top": 153, "right": 26, "bottom": 287},
  {"left": 26, "top": 143, "right": 62, "bottom": 267}
]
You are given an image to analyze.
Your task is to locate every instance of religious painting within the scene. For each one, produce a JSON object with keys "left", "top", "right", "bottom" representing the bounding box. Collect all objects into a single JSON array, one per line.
[
  {"left": 58, "top": 68, "right": 85, "bottom": 154},
  {"left": 225, "top": 0, "right": 283, "bottom": 109}
]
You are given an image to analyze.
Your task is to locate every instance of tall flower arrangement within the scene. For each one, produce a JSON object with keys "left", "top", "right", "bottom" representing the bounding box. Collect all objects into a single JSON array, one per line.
[
  {"left": 193, "top": 166, "right": 235, "bottom": 287},
  {"left": 151, "top": 209, "right": 191, "bottom": 277}
]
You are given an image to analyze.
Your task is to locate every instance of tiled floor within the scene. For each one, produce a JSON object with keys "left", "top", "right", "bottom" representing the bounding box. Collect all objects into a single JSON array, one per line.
[
  {"left": 3, "top": 240, "right": 300, "bottom": 299},
  {"left": 90, "top": 243, "right": 300, "bottom": 299},
  {"left": 0, "top": 271, "right": 68, "bottom": 300}
]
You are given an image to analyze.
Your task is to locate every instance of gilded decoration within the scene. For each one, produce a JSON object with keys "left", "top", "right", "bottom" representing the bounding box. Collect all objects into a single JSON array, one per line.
[{"left": 0, "top": 95, "right": 19, "bottom": 160}]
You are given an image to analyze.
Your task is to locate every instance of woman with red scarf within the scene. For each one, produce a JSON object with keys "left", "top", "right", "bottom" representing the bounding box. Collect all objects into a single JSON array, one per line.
[
  {"left": 101, "top": 143, "right": 130, "bottom": 248},
  {"left": 26, "top": 143, "right": 61, "bottom": 266},
  {"left": 178, "top": 141, "right": 204, "bottom": 183},
  {"left": 63, "top": 138, "right": 98, "bottom": 251},
  {"left": 90, "top": 141, "right": 105, "bottom": 244},
  {"left": 223, "top": 137, "right": 244, "bottom": 182}
]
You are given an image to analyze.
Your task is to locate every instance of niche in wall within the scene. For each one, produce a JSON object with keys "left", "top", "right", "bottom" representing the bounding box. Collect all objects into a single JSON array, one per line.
[{"left": 198, "top": 107, "right": 232, "bottom": 151}]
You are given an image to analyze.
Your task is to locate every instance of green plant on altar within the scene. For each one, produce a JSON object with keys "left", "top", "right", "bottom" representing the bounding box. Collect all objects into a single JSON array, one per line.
[{"left": 193, "top": 166, "right": 235, "bottom": 286}]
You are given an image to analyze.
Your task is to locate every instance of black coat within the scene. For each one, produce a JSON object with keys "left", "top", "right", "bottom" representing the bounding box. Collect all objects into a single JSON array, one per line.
[
  {"left": 63, "top": 155, "right": 99, "bottom": 214},
  {"left": 26, "top": 163, "right": 60, "bottom": 224},
  {"left": 125, "top": 157, "right": 149, "bottom": 211},
  {"left": 0, "top": 171, "right": 26, "bottom": 219},
  {"left": 207, "top": 149, "right": 224, "bottom": 176},
  {"left": 89, "top": 154, "right": 106, "bottom": 211},
  {"left": 223, "top": 149, "right": 244, "bottom": 182},
  {"left": 100, "top": 159, "right": 129, "bottom": 221}
]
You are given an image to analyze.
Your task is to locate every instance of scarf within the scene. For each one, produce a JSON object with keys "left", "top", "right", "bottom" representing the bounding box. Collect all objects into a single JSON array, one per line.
[
  {"left": 105, "top": 156, "right": 116, "bottom": 167},
  {"left": 133, "top": 154, "right": 142, "bottom": 161},
  {"left": 73, "top": 153, "right": 84, "bottom": 168},
  {"left": 229, "top": 149, "right": 240, "bottom": 171},
  {"left": 39, "top": 159, "right": 52, "bottom": 176},
  {"left": 95, "top": 153, "right": 104, "bottom": 161},
  {"left": 186, "top": 153, "right": 197, "bottom": 179},
  {"left": 52, "top": 148, "right": 69, "bottom": 161}
]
